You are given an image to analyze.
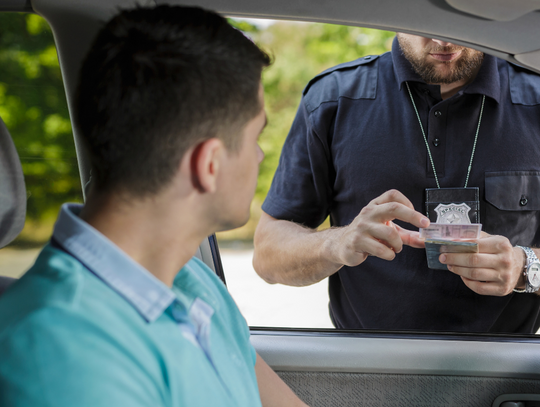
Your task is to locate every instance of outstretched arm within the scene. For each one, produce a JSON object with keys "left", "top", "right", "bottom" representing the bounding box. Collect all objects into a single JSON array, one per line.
[{"left": 253, "top": 189, "right": 430, "bottom": 287}]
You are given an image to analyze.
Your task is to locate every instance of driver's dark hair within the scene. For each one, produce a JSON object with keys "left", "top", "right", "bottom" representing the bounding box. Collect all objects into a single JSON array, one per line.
[{"left": 75, "top": 5, "right": 270, "bottom": 197}]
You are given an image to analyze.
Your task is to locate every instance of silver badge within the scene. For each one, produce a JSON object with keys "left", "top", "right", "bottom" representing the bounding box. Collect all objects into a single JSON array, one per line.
[{"left": 434, "top": 203, "right": 472, "bottom": 224}]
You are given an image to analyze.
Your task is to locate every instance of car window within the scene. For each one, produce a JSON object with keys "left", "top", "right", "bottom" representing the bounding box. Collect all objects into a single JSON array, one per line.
[
  {"left": 219, "top": 19, "right": 540, "bottom": 336},
  {"left": 0, "top": 13, "right": 83, "bottom": 279},
  {"left": 218, "top": 19, "right": 394, "bottom": 328}
]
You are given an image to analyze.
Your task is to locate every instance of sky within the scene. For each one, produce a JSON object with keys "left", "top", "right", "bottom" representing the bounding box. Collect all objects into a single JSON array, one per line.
[{"left": 232, "top": 17, "right": 276, "bottom": 29}]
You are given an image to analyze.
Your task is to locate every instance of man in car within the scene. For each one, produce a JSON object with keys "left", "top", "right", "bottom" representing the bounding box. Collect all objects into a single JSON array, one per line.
[
  {"left": 253, "top": 33, "right": 540, "bottom": 333},
  {"left": 0, "top": 5, "right": 308, "bottom": 407}
]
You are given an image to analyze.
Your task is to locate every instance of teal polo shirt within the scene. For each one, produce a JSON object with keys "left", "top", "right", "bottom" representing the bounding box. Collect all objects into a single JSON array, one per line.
[{"left": 0, "top": 203, "right": 261, "bottom": 407}]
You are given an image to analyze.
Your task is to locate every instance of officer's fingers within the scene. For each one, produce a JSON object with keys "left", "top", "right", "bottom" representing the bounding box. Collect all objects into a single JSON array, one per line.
[
  {"left": 440, "top": 252, "right": 500, "bottom": 270},
  {"left": 395, "top": 226, "right": 425, "bottom": 249},
  {"left": 369, "top": 189, "right": 416, "bottom": 210},
  {"left": 444, "top": 263, "right": 496, "bottom": 282},
  {"left": 360, "top": 237, "right": 398, "bottom": 261},
  {"left": 460, "top": 277, "right": 510, "bottom": 296},
  {"left": 366, "top": 222, "right": 405, "bottom": 253},
  {"left": 347, "top": 221, "right": 403, "bottom": 254},
  {"left": 367, "top": 202, "right": 429, "bottom": 229},
  {"left": 476, "top": 234, "right": 513, "bottom": 255}
]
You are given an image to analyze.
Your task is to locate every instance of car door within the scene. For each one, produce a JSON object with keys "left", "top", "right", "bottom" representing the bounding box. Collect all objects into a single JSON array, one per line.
[{"left": 26, "top": 0, "right": 540, "bottom": 405}]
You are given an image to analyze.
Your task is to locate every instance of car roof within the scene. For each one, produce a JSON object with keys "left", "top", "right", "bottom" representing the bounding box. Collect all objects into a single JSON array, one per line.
[
  {"left": 4, "top": 0, "right": 539, "bottom": 187},
  {"left": 28, "top": 0, "right": 540, "bottom": 69}
]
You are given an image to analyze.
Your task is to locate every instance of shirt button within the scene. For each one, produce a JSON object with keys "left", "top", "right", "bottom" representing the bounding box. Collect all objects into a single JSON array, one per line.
[
  {"left": 520, "top": 196, "right": 528, "bottom": 206},
  {"left": 432, "top": 138, "right": 440, "bottom": 147},
  {"left": 423, "top": 89, "right": 430, "bottom": 95},
  {"left": 434, "top": 110, "right": 442, "bottom": 117},
  {"left": 364, "top": 56, "right": 372, "bottom": 60}
]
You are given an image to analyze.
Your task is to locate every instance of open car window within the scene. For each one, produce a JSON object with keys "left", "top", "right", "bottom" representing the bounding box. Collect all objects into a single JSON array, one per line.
[{"left": 218, "top": 18, "right": 540, "bottom": 336}]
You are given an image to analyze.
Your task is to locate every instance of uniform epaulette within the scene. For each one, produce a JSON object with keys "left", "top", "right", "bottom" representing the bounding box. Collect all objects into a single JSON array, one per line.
[
  {"left": 302, "top": 55, "right": 380, "bottom": 112},
  {"left": 303, "top": 55, "right": 380, "bottom": 96},
  {"left": 507, "top": 62, "right": 540, "bottom": 106}
]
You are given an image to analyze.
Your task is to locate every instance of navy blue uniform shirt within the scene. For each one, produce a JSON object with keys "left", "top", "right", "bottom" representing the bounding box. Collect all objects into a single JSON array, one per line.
[{"left": 263, "top": 37, "right": 540, "bottom": 333}]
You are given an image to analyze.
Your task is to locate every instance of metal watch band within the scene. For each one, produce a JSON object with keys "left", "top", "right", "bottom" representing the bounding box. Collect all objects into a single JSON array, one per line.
[{"left": 514, "top": 245, "right": 540, "bottom": 293}]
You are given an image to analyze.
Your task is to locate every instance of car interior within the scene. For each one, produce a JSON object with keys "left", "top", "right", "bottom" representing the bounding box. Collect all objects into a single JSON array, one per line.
[
  {"left": 0, "top": 116, "right": 26, "bottom": 295},
  {"left": 2, "top": 0, "right": 540, "bottom": 406}
]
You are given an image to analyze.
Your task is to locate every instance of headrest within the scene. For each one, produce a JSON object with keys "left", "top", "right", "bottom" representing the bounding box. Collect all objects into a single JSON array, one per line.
[{"left": 0, "top": 117, "right": 26, "bottom": 248}]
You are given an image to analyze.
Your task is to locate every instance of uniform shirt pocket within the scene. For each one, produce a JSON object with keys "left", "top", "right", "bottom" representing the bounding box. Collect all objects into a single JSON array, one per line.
[{"left": 484, "top": 171, "right": 540, "bottom": 245}]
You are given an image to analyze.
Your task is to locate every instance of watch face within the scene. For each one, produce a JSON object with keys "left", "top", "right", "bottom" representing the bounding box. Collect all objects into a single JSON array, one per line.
[{"left": 527, "top": 263, "right": 540, "bottom": 288}]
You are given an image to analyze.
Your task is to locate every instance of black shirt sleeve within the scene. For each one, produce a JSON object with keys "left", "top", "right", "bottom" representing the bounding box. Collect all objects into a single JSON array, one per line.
[{"left": 262, "top": 97, "right": 336, "bottom": 229}]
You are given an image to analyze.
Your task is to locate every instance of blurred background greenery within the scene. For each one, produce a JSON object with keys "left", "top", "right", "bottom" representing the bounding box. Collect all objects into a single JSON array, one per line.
[
  {"left": 0, "top": 13, "right": 394, "bottom": 246},
  {"left": 0, "top": 13, "right": 82, "bottom": 245}
]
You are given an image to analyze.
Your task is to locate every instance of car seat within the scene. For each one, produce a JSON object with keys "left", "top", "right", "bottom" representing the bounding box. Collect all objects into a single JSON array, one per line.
[{"left": 0, "top": 116, "right": 26, "bottom": 296}]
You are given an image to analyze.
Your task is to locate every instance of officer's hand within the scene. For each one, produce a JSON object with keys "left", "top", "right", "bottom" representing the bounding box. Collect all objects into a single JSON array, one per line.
[
  {"left": 438, "top": 232, "right": 525, "bottom": 296},
  {"left": 330, "top": 189, "right": 430, "bottom": 266}
]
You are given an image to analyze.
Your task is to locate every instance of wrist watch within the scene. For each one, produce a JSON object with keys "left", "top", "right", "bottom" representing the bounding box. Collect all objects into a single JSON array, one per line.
[{"left": 514, "top": 246, "right": 540, "bottom": 293}]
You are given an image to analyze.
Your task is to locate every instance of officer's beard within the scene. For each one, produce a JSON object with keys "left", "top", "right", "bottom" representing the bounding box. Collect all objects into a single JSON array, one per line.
[{"left": 397, "top": 35, "right": 484, "bottom": 85}]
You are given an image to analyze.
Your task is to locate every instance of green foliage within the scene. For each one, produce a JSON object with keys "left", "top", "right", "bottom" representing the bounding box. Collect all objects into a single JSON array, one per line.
[
  {"left": 0, "top": 13, "right": 392, "bottom": 238},
  {"left": 0, "top": 13, "right": 82, "bottom": 221},
  {"left": 235, "top": 21, "right": 394, "bottom": 204}
]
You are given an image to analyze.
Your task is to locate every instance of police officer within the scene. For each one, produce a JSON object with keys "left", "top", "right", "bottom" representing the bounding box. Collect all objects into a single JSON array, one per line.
[{"left": 253, "top": 34, "right": 540, "bottom": 333}]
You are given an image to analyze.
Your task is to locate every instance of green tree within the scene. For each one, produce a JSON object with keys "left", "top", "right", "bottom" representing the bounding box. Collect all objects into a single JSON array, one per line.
[{"left": 0, "top": 13, "right": 82, "bottom": 227}]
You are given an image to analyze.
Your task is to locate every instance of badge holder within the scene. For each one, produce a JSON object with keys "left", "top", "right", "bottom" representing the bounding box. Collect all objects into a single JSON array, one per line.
[
  {"left": 423, "top": 187, "right": 481, "bottom": 270},
  {"left": 425, "top": 187, "right": 480, "bottom": 224}
]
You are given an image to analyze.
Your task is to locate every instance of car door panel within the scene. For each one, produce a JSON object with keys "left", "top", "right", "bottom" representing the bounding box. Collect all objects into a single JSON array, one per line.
[{"left": 252, "top": 332, "right": 540, "bottom": 406}]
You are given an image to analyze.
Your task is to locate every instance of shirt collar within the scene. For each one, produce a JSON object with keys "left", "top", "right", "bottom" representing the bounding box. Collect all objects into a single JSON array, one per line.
[
  {"left": 392, "top": 36, "right": 424, "bottom": 87},
  {"left": 52, "top": 203, "right": 176, "bottom": 323},
  {"left": 391, "top": 36, "right": 501, "bottom": 104}
]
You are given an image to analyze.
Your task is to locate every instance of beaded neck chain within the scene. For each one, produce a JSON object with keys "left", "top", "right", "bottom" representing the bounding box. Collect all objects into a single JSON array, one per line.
[{"left": 405, "top": 81, "right": 485, "bottom": 189}]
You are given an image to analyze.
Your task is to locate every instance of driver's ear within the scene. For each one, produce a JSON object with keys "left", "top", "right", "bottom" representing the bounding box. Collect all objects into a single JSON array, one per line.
[{"left": 189, "top": 138, "right": 224, "bottom": 193}]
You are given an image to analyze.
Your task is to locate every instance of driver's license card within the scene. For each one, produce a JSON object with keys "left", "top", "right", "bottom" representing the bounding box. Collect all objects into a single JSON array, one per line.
[{"left": 420, "top": 223, "right": 482, "bottom": 240}]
